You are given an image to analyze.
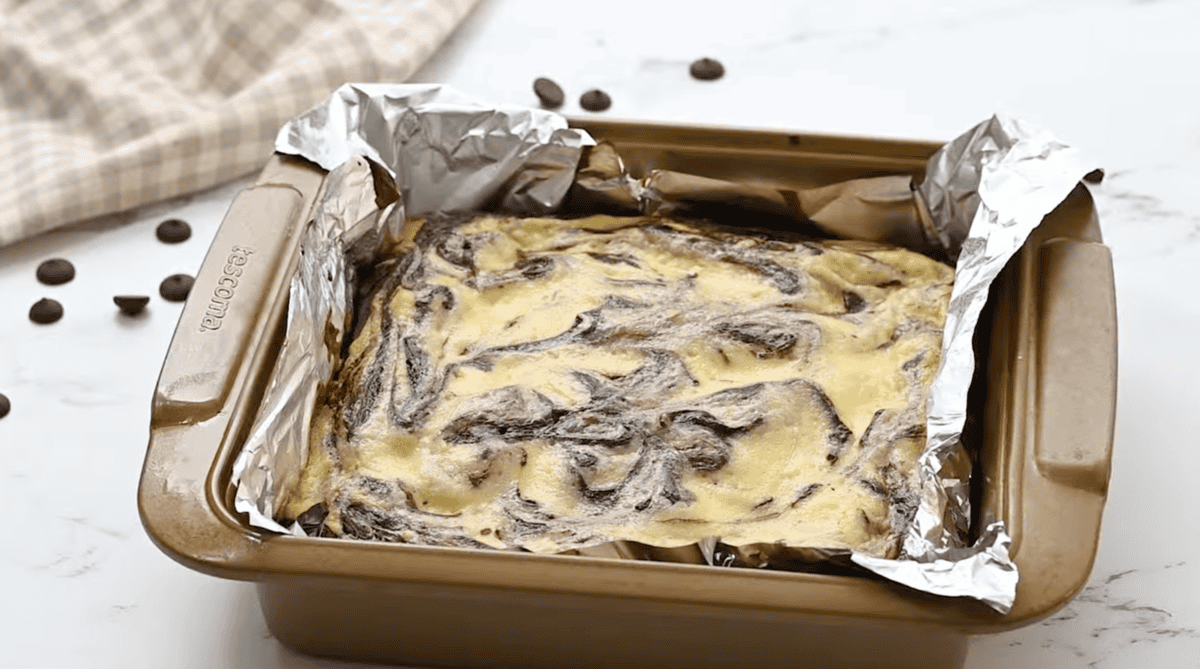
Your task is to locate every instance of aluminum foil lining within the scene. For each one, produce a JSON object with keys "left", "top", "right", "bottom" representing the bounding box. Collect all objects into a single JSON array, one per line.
[
  {"left": 233, "top": 83, "right": 593, "bottom": 533},
  {"left": 871, "top": 115, "right": 1098, "bottom": 612},
  {"left": 231, "top": 84, "right": 1097, "bottom": 614},
  {"left": 233, "top": 159, "right": 392, "bottom": 536},
  {"left": 275, "top": 83, "right": 593, "bottom": 218},
  {"left": 573, "top": 116, "right": 1098, "bottom": 612},
  {"left": 572, "top": 141, "right": 940, "bottom": 256}
]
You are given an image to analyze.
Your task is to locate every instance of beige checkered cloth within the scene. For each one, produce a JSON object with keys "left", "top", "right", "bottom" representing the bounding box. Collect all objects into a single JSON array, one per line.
[{"left": 0, "top": 0, "right": 478, "bottom": 247}]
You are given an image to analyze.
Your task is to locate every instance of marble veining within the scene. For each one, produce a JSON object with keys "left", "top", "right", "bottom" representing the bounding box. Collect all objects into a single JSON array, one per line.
[
  {"left": 970, "top": 562, "right": 1200, "bottom": 667},
  {"left": 21, "top": 516, "right": 124, "bottom": 578},
  {"left": 1094, "top": 189, "right": 1200, "bottom": 267}
]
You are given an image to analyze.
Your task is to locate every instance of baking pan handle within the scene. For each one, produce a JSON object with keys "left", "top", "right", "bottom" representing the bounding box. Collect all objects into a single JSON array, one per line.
[
  {"left": 150, "top": 185, "right": 304, "bottom": 426},
  {"left": 140, "top": 156, "right": 326, "bottom": 578},
  {"left": 1006, "top": 230, "right": 1117, "bottom": 623},
  {"left": 1034, "top": 237, "right": 1117, "bottom": 494}
]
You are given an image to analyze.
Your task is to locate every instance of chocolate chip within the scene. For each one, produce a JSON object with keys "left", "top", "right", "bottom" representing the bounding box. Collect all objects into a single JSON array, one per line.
[
  {"left": 1083, "top": 168, "right": 1105, "bottom": 184},
  {"left": 844, "top": 291, "right": 867, "bottom": 313},
  {"left": 296, "top": 503, "right": 330, "bottom": 536},
  {"left": 36, "top": 258, "right": 75, "bottom": 285},
  {"left": 0, "top": 392, "right": 9, "bottom": 419},
  {"left": 533, "top": 77, "right": 564, "bottom": 109},
  {"left": 156, "top": 219, "right": 192, "bottom": 244},
  {"left": 113, "top": 295, "right": 150, "bottom": 315},
  {"left": 29, "top": 298, "right": 63, "bottom": 324},
  {"left": 579, "top": 89, "right": 611, "bottom": 112},
  {"left": 159, "top": 274, "right": 194, "bottom": 302},
  {"left": 689, "top": 58, "right": 725, "bottom": 81}
]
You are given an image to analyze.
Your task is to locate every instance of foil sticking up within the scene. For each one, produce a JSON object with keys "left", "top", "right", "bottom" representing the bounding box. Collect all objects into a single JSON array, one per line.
[
  {"left": 233, "top": 83, "right": 1098, "bottom": 614},
  {"left": 867, "top": 115, "right": 1099, "bottom": 612},
  {"left": 574, "top": 116, "right": 1099, "bottom": 612},
  {"left": 571, "top": 142, "right": 939, "bottom": 255},
  {"left": 232, "top": 157, "right": 397, "bottom": 535},
  {"left": 275, "top": 83, "right": 594, "bottom": 218},
  {"left": 233, "top": 84, "right": 593, "bottom": 534}
]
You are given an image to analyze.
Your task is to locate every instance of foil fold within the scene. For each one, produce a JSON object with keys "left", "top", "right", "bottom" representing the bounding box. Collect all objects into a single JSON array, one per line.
[
  {"left": 882, "top": 115, "right": 1098, "bottom": 612},
  {"left": 576, "top": 116, "right": 1098, "bottom": 611},
  {"left": 234, "top": 86, "right": 1098, "bottom": 614},
  {"left": 235, "top": 84, "right": 592, "bottom": 535},
  {"left": 276, "top": 83, "right": 594, "bottom": 218},
  {"left": 571, "top": 142, "right": 938, "bottom": 254},
  {"left": 232, "top": 157, "right": 393, "bottom": 536}
]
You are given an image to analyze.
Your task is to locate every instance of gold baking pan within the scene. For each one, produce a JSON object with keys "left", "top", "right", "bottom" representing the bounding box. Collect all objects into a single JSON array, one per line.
[{"left": 139, "top": 119, "right": 1117, "bottom": 669}]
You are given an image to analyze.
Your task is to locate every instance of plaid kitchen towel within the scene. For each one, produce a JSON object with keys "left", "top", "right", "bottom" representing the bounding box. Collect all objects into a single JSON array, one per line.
[{"left": 0, "top": 0, "right": 478, "bottom": 247}]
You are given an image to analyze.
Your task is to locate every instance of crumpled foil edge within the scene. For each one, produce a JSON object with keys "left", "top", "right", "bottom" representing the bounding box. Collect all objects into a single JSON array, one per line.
[
  {"left": 233, "top": 83, "right": 594, "bottom": 536},
  {"left": 232, "top": 158, "right": 388, "bottom": 537},
  {"left": 863, "top": 114, "right": 1099, "bottom": 613}
]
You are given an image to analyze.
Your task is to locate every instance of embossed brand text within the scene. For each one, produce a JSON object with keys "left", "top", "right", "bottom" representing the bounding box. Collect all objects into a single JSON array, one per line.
[{"left": 199, "top": 246, "right": 254, "bottom": 332}]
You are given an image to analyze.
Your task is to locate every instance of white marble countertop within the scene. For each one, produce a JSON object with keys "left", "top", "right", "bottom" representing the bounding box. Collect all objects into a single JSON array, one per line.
[{"left": 2, "top": 1, "right": 1198, "bottom": 667}]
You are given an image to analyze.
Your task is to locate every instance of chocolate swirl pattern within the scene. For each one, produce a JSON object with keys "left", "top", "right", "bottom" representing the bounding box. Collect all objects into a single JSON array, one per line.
[{"left": 281, "top": 215, "right": 954, "bottom": 559}]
